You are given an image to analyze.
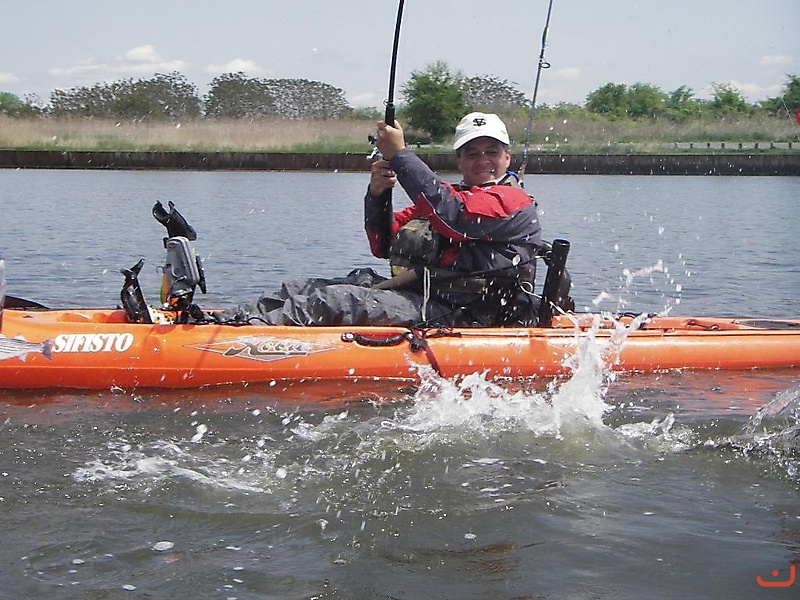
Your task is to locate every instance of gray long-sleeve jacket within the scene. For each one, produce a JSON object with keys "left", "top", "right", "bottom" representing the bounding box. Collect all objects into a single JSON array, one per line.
[{"left": 365, "top": 149, "right": 543, "bottom": 283}]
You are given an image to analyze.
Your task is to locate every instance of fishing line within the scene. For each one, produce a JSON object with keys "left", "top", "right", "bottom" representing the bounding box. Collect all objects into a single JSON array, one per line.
[
  {"left": 520, "top": 0, "right": 555, "bottom": 179},
  {"left": 779, "top": 95, "right": 800, "bottom": 142}
]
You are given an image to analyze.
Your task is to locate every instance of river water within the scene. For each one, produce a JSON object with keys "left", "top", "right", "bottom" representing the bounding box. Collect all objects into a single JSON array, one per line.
[{"left": 1, "top": 169, "right": 799, "bottom": 599}]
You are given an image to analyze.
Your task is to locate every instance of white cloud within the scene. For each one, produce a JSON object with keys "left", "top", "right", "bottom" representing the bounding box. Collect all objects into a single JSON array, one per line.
[
  {"left": 736, "top": 81, "right": 783, "bottom": 101},
  {"left": 0, "top": 72, "right": 19, "bottom": 85},
  {"left": 700, "top": 79, "right": 783, "bottom": 102},
  {"left": 758, "top": 55, "right": 796, "bottom": 68},
  {"left": 550, "top": 67, "right": 581, "bottom": 81},
  {"left": 205, "top": 58, "right": 271, "bottom": 77},
  {"left": 122, "top": 45, "right": 163, "bottom": 63},
  {"left": 48, "top": 62, "right": 98, "bottom": 78},
  {"left": 349, "top": 91, "right": 381, "bottom": 107},
  {"left": 48, "top": 46, "right": 188, "bottom": 80}
]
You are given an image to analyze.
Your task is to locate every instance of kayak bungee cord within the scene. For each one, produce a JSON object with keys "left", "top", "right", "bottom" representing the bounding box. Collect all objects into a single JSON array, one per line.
[{"left": 520, "top": 0, "right": 555, "bottom": 181}]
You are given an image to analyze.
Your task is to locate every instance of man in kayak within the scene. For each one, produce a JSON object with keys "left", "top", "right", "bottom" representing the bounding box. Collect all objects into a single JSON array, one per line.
[
  {"left": 232, "top": 112, "right": 554, "bottom": 327},
  {"left": 364, "top": 112, "right": 545, "bottom": 325}
]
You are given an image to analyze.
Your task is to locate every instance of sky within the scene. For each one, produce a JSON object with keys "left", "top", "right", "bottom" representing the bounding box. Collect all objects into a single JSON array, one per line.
[{"left": 1, "top": 0, "right": 798, "bottom": 109}]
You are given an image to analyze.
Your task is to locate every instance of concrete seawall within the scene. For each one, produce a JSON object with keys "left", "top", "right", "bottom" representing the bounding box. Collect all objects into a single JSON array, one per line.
[{"left": 1, "top": 149, "right": 798, "bottom": 175}]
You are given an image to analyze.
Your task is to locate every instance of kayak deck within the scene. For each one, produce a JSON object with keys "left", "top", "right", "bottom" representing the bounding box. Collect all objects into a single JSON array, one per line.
[{"left": 1, "top": 308, "right": 799, "bottom": 390}]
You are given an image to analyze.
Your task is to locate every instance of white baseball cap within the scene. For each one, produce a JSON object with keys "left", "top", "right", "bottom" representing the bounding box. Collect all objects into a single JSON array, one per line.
[{"left": 452, "top": 112, "right": 510, "bottom": 150}]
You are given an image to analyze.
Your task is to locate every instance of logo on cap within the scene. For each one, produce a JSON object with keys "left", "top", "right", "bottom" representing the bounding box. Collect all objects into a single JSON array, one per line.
[{"left": 473, "top": 117, "right": 487, "bottom": 127}]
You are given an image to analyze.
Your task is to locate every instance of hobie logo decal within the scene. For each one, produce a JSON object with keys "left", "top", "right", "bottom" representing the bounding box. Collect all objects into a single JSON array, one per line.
[
  {"left": 191, "top": 335, "right": 334, "bottom": 363},
  {"left": 53, "top": 333, "right": 135, "bottom": 354}
]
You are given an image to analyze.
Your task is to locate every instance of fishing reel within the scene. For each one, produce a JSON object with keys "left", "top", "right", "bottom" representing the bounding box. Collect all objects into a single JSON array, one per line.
[{"left": 367, "top": 133, "right": 382, "bottom": 162}]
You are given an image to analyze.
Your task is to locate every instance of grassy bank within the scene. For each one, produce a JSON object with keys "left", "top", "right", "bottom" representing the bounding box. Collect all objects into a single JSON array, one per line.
[
  {"left": 0, "top": 116, "right": 369, "bottom": 153},
  {"left": 1, "top": 114, "right": 797, "bottom": 155}
]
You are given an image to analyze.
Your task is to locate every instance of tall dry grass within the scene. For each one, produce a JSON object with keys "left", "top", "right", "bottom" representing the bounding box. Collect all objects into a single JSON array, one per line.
[
  {"left": 1, "top": 113, "right": 797, "bottom": 154},
  {"left": 502, "top": 111, "right": 799, "bottom": 152},
  {"left": 0, "top": 116, "right": 378, "bottom": 152}
]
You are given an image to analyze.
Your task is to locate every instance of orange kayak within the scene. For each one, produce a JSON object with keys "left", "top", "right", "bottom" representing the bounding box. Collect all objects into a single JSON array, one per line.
[{"left": 1, "top": 307, "right": 798, "bottom": 390}]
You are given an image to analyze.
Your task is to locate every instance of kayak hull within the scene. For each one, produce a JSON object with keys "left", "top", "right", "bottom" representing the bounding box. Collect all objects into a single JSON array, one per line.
[{"left": 1, "top": 308, "right": 799, "bottom": 390}]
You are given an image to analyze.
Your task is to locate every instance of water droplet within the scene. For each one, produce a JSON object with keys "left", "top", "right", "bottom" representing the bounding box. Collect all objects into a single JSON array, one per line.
[
  {"left": 152, "top": 541, "right": 174, "bottom": 552},
  {"left": 191, "top": 423, "right": 208, "bottom": 443}
]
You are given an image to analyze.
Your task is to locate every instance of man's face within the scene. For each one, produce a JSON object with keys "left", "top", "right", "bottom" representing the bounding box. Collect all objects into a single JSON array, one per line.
[{"left": 456, "top": 137, "right": 512, "bottom": 187}]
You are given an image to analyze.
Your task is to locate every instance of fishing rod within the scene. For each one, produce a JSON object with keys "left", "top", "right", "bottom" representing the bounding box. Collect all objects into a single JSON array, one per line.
[
  {"left": 384, "top": 0, "right": 405, "bottom": 127},
  {"left": 520, "top": 0, "right": 554, "bottom": 179},
  {"left": 366, "top": 0, "right": 405, "bottom": 262},
  {"left": 368, "top": 0, "right": 405, "bottom": 161}
]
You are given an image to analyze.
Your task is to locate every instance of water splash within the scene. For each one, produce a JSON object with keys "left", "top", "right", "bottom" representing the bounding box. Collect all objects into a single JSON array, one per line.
[
  {"left": 73, "top": 437, "right": 276, "bottom": 494},
  {"left": 709, "top": 385, "right": 800, "bottom": 480},
  {"left": 71, "top": 314, "right": 798, "bottom": 509},
  {"left": 382, "top": 314, "right": 653, "bottom": 444},
  {"left": 743, "top": 386, "right": 800, "bottom": 437},
  {"left": 70, "top": 313, "right": 677, "bottom": 497},
  {"left": 592, "top": 260, "right": 682, "bottom": 313}
]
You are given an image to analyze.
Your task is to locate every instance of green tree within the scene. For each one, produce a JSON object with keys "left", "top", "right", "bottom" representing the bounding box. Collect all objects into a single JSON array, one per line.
[
  {"left": 586, "top": 83, "right": 668, "bottom": 119},
  {"left": 51, "top": 81, "right": 120, "bottom": 117},
  {"left": 109, "top": 73, "right": 200, "bottom": 121},
  {"left": 626, "top": 83, "right": 667, "bottom": 118},
  {"left": 709, "top": 83, "right": 749, "bottom": 116},
  {"left": 666, "top": 86, "right": 704, "bottom": 120},
  {"left": 205, "top": 72, "right": 275, "bottom": 118},
  {"left": 50, "top": 72, "right": 201, "bottom": 120},
  {"left": 132, "top": 72, "right": 201, "bottom": 120},
  {"left": 401, "top": 61, "right": 467, "bottom": 139},
  {"left": 262, "top": 79, "right": 351, "bottom": 119},
  {"left": 348, "top": 106, "right": 382, "bottom": 120},
  {"left": 206, "top": 74, "right": 351, "bottom": 119},
  {"left": 460, "top": 75, "right": 527, "bottom": 114},
  {"left": 760, "top": 74, "right": 800, "bottom": 114},
  {"left": 585, "top": 83, "right": 629, "bottom": 118},
  {"left": 0, "top": 91, "right": 23, "bottom": 116},
  {"left": 20, "top": 94, "right": 46, "bottom": 116}
]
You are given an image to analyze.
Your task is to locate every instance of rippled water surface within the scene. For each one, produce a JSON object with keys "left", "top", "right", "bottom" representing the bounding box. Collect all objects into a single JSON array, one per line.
[{"left": 1, "top": 170, "right": 799, "bottom": 599}]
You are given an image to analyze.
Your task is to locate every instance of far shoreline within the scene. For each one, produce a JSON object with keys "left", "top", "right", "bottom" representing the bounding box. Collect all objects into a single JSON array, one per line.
[{"left": 0, "top": 149, "right": 798, "bottom": 176}]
